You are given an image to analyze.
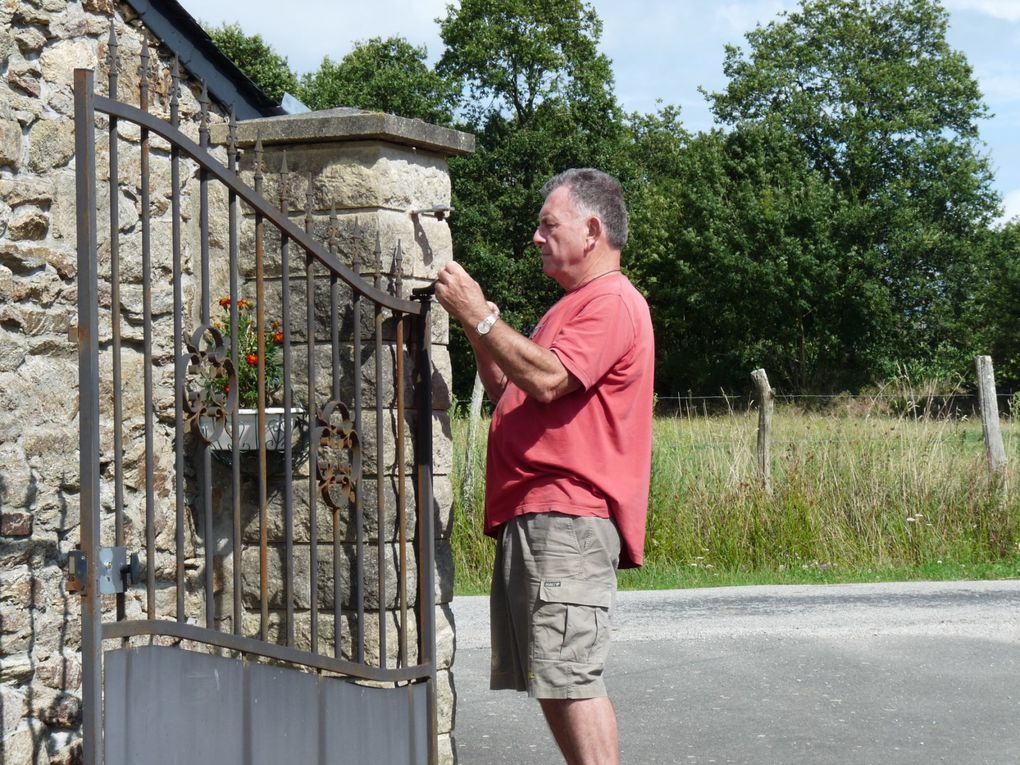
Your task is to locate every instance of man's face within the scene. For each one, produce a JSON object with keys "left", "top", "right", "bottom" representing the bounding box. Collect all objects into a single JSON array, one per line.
[{"left": 533, "top": 185, "right": 589, "bottom": 288}]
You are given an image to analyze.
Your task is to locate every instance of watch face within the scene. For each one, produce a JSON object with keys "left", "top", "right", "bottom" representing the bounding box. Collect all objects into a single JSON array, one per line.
[{"left": 477, "top": 314, "right": 497, "bottom": 335}]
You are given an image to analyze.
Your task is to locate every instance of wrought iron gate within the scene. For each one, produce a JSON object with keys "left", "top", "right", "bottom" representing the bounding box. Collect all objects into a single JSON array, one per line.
[{"left": 73, "top": 32, "right": 436, "bottom": 765}]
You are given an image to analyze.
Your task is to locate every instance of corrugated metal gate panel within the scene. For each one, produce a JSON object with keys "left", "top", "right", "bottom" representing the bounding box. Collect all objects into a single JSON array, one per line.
[{"left": 104, "top": 646, "right": 428, "bottom": 765}]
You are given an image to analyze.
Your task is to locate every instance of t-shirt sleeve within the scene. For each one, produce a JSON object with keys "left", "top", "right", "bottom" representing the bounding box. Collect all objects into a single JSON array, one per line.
[{"left": 549, "top": 294, "right": 635, "bottom": 390}]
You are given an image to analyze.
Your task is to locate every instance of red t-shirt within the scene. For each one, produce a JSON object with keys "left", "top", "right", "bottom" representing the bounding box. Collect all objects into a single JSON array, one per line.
[{"left": 484, "top": 272, "right": 654, "bottom": 568}]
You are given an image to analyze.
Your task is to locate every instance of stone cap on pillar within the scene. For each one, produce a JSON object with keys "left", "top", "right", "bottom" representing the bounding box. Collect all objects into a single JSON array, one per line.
[{"left": 211, "top": 107, "right": 475, "bottom": 157}]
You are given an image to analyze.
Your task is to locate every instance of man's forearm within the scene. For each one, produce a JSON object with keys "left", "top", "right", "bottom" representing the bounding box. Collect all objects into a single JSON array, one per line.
[
  {"left": 464, "top": 326, "right": 508, "bottom": 402},
  {"left": 467, "top": 320, "right": 577, "bottom": 404}
]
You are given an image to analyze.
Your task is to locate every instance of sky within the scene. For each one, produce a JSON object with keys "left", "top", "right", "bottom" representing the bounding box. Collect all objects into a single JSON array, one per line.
[{"left": 178, "top": 0, "right": 1020, "bottom": 225}]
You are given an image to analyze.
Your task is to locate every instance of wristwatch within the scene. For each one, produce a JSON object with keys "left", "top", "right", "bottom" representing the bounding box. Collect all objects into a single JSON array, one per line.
[{"left": 476, "top": 311, "right": 500, "bottom": 336}]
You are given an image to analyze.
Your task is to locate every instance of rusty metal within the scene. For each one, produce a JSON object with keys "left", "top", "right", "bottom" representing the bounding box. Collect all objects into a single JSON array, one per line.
[
  {"left": 170, "top": 56, "right": 186, "bottom": 625},
  {"left": 139, "top": 34, "right": 156, "bottom": 622},
  {"left": 395, "top": 242, "right": 408, "bottom": 667},
  {"left": 373, "top": 231, "right": 386, "bottom": 667},
  {"left": 352, "top": 228, "right": 366, "bottom": 664},
  {"left": 77, "top": 40, "right": 437, "bottom": 759},
  {"left": 280, "top": 153, "right": 295, "bottom": 647},
  {"left": 227, "top": 107, "right": 242, "bottom": 634},
  {"left": 74, "top": 66, "right": 102, "bottom": 765},
  {"left": 254, "top": 133, "right": 269, "bottom": 641}
]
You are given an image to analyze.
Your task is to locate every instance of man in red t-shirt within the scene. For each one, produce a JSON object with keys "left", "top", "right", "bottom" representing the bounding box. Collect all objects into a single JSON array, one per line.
[{"left": 436, "top": 168, "right": 654, "bottom": 765}]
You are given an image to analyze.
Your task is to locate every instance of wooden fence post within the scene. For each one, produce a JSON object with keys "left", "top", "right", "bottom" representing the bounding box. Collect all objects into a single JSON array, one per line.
[
  {"left": 975, "top": 355, "right": 1007, "bottom": 473},
  {"left": 751, "top": 368, "right": 774, "bottom": 491}
]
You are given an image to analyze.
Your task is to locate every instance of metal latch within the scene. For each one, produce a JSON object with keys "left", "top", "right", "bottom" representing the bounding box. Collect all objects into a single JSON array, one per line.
[{"left": 66, "top": 548, "right": 142, "bottom": 595}]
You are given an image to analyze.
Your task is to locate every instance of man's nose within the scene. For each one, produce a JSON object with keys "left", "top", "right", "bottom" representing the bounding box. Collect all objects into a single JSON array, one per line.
[{"left": 533, "top": 228, "right": 544, "bottom": 246}]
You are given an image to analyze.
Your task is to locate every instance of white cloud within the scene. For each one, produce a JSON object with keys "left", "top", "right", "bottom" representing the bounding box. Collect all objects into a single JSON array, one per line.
[
  {"left": 996, "top": 189, "right": 1020, "bottom": 226},
  {"left": 714, "top": 1, "right": 794, "bottom": 35},
  {"left": 945, "top": 0, "right": 1020, "bottom": 23}
]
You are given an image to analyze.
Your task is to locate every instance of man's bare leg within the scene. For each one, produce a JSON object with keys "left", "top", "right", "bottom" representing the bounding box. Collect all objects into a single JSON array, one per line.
[{"left": 539, "top": 697, "right": 620, "bottom": 765}]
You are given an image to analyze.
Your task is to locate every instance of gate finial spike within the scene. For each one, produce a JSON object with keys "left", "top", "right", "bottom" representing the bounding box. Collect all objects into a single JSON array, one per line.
[
  {"left": 170, "top": 56, "right": 181, "bottom": 127},
  {"left": 139, "top": 30, "right": 150, "bottom": 112},
  {"left": 351, "top": 216, "right": 361, "bottom": 273},
  {"left": 327, "top": 203, "right": 339, "bottom": 255},
  {"left": 305, "top": 172, "right": 315, "bottom": 228},
  {"left": 279, "top": 150, "right": 289, "bottom": 212},
  {"left": 227, "top": 107, "right": 237, "bottom": 171},
  {"left": 394, "top": 240, "right": 404, "bottom": 298},
  {"left": 253, "top": 132, "right": 264, "bottom": 191},
  {"left": 198, "top": 81, "right": 210, "bottom": 148},
  {"left": 106, "top": 23, "right": 119, "bottom": 98}
]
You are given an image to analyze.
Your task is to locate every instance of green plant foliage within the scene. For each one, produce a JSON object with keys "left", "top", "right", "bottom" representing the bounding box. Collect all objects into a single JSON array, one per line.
[
  {"left": 438, "top": 0, "right": 627, "bottom": 396},
  {"left": 204, "top": 22, "right": 298, "bottom": 104},
  {"left": 704, "top": 0, "right": 999, "bottom": 386},
  {"left": 299, "top": 37, "right": 458, "bottom": 124},
  {"left": 451, "top": 409, "right": 1020, "bottom": 594}
]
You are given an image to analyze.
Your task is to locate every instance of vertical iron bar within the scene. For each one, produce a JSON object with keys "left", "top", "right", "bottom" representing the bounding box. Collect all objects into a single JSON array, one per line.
[
  {"left": 198, "top": 81, "right": 215, "bottom": 630},
  {"left": 328, "top": 204, "right": 342, "bottom": 657},
  {"left": 306, "top": 219, "right": 319, "bottom": 657},
  {"left": 352, "top": 232, "right": 365, "bottom": 664},
  {"left": 413, "top": 294, "right": 437, "bottom": 765},
  {"left": 170, "top": 57, "right": 186, "bottom": 623},
  {"left": 304, "top": 175, "right": 319, "bottom": 654},
  {"left": 394, "top": 244, "right": 408, "bottom": 668},
  {"left": 74, "top": 66, "right": 102, "bottom": 765},
  {"left": 280, "top": 153, "right": 294, "bottom": 647},
  {"left": 227, "top": 109, "right": 242, "bottom": 634},
  {"left": 373, "top": 232, "right": 386, "bottom": 667},
  {"left": 140, "top": 35, "right": 157, "bottom": 620},
  {"left": 107, "top": 25, "right": 126, "bottom": 627},
  {"left": 253, "top": 134, "right": 269, "bottom": 641}
]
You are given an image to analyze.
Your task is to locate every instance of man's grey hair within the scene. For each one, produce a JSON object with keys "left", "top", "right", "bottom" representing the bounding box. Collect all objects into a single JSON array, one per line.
[{"left": 541, "top": 168, "right": 628, "bottom": 250}]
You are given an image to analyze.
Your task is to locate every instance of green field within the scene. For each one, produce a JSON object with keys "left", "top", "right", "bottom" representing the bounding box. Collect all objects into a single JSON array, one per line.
[{"left": 451, "top": 405, "right": 1020, "bottom": 594}]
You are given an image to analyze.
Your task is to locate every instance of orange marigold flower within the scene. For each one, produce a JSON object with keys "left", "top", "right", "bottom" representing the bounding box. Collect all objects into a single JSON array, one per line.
[
  {"left": 273, "top": 331, "right": 284, "bottom": 344},
  {"left": 246, "top": 353, "right": 258, "bottom": 366},
  {"left": 218, "top": 297, "right": 231, "bottom": 307},
  {"left": 237, "top": 298, "right": 252, "bottom": 310}
]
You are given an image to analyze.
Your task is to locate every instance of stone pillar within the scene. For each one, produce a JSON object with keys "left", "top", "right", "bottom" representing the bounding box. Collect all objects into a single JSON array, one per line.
[{"left": 212, "top": 109, "right": 473, "bottom": 764}]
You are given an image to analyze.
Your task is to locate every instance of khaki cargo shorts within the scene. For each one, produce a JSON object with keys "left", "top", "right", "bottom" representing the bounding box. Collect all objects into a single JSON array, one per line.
[{"left": 489, "top": 512, "right": 621, "bottom": 699}]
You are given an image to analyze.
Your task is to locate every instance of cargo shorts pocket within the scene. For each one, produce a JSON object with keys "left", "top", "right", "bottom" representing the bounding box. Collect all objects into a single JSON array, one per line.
[{"left": 532, "top": 578, "right": 614, "bottom": 664}]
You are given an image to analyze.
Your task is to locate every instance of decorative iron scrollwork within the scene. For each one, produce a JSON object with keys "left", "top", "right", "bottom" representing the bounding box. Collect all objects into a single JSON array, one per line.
[
  {"left": 182, "top": 323, "right": 237, "bottom": 443},
  {"left": 314, "top": 400, "right": 359, "bottom": 510}
]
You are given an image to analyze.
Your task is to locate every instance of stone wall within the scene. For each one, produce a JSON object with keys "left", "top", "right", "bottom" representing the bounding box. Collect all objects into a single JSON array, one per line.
[{"left": 0, "top": 2, "right": 471, "bottom": 763}]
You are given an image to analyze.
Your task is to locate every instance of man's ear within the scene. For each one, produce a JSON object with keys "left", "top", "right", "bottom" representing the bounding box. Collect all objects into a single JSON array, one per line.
[{"left": 585, "top": 215, "right": 602, "bottom": 250}]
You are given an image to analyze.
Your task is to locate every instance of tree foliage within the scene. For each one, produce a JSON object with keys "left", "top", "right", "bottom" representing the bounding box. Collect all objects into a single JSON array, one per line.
[
  {"left": 438, "top": 0, "right": 628, "bottom": 394},
  {"left": 705, "top": 0, "right": 999, "bottom": 385},
  {"left": 299, "top": 37, "right": 458, "bottom": 124},
  {"left": 206, "top": 0, "right": 1010, "bottom": 397},
  {"left": 204, "top": 22, "right": 298, "bottom": 104}
]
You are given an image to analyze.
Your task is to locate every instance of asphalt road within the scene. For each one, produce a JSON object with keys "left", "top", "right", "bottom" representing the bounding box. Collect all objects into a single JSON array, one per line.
[{"left": 450, "top": 580, "right": 1020, "bottom": 764}]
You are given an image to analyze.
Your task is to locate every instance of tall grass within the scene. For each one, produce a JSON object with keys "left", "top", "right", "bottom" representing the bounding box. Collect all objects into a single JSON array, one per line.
[{"left": 451, "top": 403, "right": 1020, "bottom": 593}]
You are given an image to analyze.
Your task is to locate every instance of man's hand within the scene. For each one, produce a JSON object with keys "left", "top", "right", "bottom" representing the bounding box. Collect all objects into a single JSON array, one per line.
[{"left": 434, "top": 261, "right": 490, "bottom": 327}]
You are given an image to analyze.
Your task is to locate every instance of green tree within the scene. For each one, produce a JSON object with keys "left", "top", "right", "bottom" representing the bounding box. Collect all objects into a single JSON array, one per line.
[
  {"left": 299, "top": 37, "right": 458, "bottom": 124},
  {"left": 205, "top": 22, "right": 298, "bottom": 104},
  {"left": 981, "top": 221, "right": 1020, "bottom": 389},
  {"left": 706, "top": 0, "right": 999, "bottom": 384},
  {"left": 628, "top": 122, "right": 852, "bottom": 392},
  {"left": 437, "top": 0, "right": 628, "bottom": 396}
]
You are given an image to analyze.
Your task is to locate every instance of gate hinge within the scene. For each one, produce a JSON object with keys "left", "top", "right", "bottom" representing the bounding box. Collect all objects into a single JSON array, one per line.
[{"left": 66, "top": 548, "right": 142, "bottom": 595}]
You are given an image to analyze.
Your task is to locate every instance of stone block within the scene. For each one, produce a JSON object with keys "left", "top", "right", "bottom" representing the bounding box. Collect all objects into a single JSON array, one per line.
[
  {"left": 27, "top": 118, "right": 75, "bottom": 172},
  {"left": 1, "top": 683, "right": 28, "bottom": 737},
  {"left": 34, "top": 652, "right": 82, "bottom": 692},
  {"left": 0, "top": 117, "right": 22, "bottom": 167},
  {"left": 38, "top": 37, "right": 97, "bottom": 89},
  {"left": 1, "top": 720, "right": 48, "bottom": 765},
  {"left": 14, "top": 26, "right": 46, "bottom": 53},
  {"left": 7, "top": 208, "right": 48, "bottom": 240},
  {"left": 1, "top": 511, "right": 33, "bottom": 536},
  {"left": 29, "top": 686, "right": 81, "bottom": 728},
  {"left": 435, "top": 602, "right": 454, "bottom": 670},
  {"left": 436, "top": 667, "right": 454, "bottom": 734}
]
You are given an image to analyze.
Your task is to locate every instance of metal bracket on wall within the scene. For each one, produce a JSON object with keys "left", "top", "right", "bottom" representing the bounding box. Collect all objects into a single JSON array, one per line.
[{"left": 66, "top": 548, "right": 142, "bottom": 595}]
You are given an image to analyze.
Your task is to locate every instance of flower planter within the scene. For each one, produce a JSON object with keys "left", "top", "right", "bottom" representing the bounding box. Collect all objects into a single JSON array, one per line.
[{"left": 199, "top": 408, "right": 305, "bottom": 452}]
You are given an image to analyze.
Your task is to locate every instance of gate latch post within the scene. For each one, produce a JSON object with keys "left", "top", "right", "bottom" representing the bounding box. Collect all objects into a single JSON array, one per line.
[{"left": 66, "top": 548, "right": 142, "bottom": 595}]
